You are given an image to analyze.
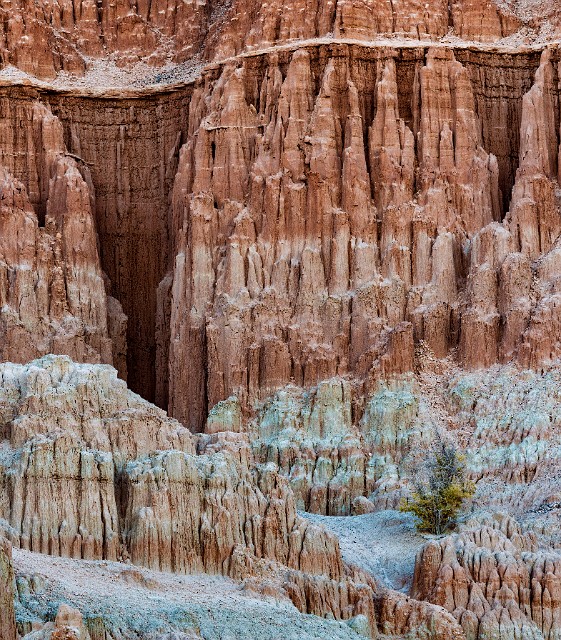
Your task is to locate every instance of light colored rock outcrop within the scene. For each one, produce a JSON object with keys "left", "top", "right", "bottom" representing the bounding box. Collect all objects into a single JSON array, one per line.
[
  {"left": 12, "top": 549, "right": 374, "bottom": 640},
  {"left": 22, "top": 604, "right": 92, "bottom": 640},
  {"left": 0, "top": 536, "right": 17, "bottom": 640},
  {"left": 412, "top": 514, "right": 561, "bottom": 640},
  {"left": 0, "top": 357, "right": 347, "bottom": 594},
  {"left": 124, "top": 452, "right": 345, "bottom": 578},
  {"left": 0, "top": 356, "right": 194, "bottom": 561}
]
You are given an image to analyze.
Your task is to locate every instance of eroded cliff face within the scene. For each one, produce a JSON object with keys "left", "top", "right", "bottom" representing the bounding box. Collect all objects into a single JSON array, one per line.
[
  {"left": 0, "top": 356, "right": 379, "bottom": 631},
  {"left": 205, "top": 0, "right": 528, "bottom": 60},
  {"left": 412, "top": 514, "right": 561, "bottom": 640},
  {"left": 0, "top": 91, "right": 126, "bottom": 375},
  {"left": 0, "top": 536, "right": 17, "bottom": 640},
  {"left": 1, "top": 37, "right": 558, "bottom": 424},
  {"left": 0, "top": 355, "right": 493, "bottom": 640},
  {"left": 0, "top": 0, "right": 545, "bottom": 80},
  {"left": 45, "top": 89, "right": 190, "bottom": 400},
  {"left": 0, "top": 0, "right": 213, "bottom": 79},
  {"left": 165, "top": 43, "right": 561, "bottom": 431},
  {"left": 1, "top": 3, "right": 561, "bottom": 639}
]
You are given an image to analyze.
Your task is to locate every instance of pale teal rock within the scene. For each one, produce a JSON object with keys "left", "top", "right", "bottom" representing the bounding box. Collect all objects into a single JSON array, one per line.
[
  {"left": 360, "top": 380, "right": 420, "bottom": 448},
  {"left": 206, "top": 397, "right": 242, "bottom": 433},
  {"left": 446, "top": 366, "right": 561, "bottom": 512},
  {"left": 251, "top": 379, "right": 365, "bottom": 514},
  {"left": 346, "top": 614, "right": 371, "bottom": 637},
  {"left": 14, "top": 556, "right": 365, "bottom": 640},
  {"left": 255, "top": 378, "right": 353, "bottom": 441}
]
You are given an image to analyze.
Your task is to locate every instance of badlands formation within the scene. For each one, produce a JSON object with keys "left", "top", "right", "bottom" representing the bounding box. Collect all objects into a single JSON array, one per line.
[{"left": 2, "top": 0, "right": 561, "bottom": 639}]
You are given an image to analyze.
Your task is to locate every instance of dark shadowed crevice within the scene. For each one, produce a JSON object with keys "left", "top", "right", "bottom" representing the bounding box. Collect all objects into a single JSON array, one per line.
[
  {"left": 456, "top": 49, "right": 542, "bottom": 219},
  {"left": 46, "top": 88, "right": 191, "bottom": 405}
]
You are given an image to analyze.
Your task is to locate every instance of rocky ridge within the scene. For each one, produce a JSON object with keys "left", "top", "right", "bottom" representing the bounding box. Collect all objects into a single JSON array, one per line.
[
  {"left": 0, "top": 0, "right": 558, "bottom": 82},
  {"left": 2, "top": 35, "right": 561, "bottom": 418}
]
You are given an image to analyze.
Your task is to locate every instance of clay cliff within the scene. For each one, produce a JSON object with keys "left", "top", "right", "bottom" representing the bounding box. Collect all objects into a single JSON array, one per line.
[
  {"left": 0, "top": 536, "right": 17, "bottom": 640},
  {"left": 0, "top": 96, "right": 126, "bottom": 376},
  {"left": 0, "top": 1, "right": 561, "bottom": 639},
  {"left": 6, "top": 0, "right": 561, "bottom": 90},
  {"left": 0, "top": 0, "right": 547, "bottom": 79},
  {"left": 0, "top": 17, "right": 557, "bottom": 419},
  {"left": 0, "top": 357, "right": 378, "bottom": 628},
  {"left": 165, "top": 43, "right": 561, "bottom": 431}
]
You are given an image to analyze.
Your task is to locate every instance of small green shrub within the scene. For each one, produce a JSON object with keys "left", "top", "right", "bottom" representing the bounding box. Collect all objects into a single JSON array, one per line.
[{"left": 400, "top": 438, "right": 475, "bottom": 535}]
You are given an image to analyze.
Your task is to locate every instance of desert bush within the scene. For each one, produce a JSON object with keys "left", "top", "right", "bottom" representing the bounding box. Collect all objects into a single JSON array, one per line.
[{"left": 400, "top": 438, "right": 475, "bottom": 535}]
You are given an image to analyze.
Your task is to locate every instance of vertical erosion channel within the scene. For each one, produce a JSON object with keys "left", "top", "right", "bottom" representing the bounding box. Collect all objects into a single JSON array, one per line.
[{"left": 47, "top": 88, "right": 190, "bottom": 403}]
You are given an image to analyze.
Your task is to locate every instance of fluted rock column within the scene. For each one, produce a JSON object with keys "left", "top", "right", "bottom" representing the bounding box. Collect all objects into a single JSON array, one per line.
[{"left": 0, "top": 536, "right": 17, "bottom": 640}]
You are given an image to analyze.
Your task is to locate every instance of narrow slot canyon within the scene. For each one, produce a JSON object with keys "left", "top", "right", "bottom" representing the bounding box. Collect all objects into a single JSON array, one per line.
[
  {"left": 45, "top": 88, "right": 192, "bottom": 403},
  {"left": 455, "top": 48, "right": 542, "bottom": 215}
]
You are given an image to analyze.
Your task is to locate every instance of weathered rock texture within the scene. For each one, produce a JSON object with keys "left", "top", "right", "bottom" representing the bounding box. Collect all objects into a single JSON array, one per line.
[
  {"left": 248, "top": 376, "right": 430, "bottom": 515},
  {"left": 0, "top": 356, "right": 194, "bottom": 559},
  {"left": 412, "top": 514, "right": 561, "bottom": 640},
  {"left": 243, "top": 357, "right": 561, "bottom": 519},
  {"left": 21, "top": 604, "right": 92, "bottom": 640},
  {"left": 0, "top": 83, "right": 189, "bottom": 401},
  {"left": 1, "top": 4, "right": 561, "bottom": 640},
  {"left": 206, "top": 0, "right": 525, "bottom": 60},
  {"left": 1, "top": 34, "right": 558, "bottom": 519},
  {"left": 165, "top": 42, "right": 560, "bottom": 431},
  {"left": 0, "top": 536, "right": 17, "bottom": 640},
  {"left": 0, "top": 0, "right": 544, "bottom": 80},
  {"left": 12, "top": 554, "right": 366, "bottom": 640},
  {"left": 2, "top": 40, "right": 561, "bottom": 420},
  {"left": 0, "top": 0, "right": 560, "bottom": 79},
  {"left": 0, "top": 356, "right": 333, "bottom": 577},
  {"left": 0, "top": 0, "right": 210, "bottom": 79},
  {"left": 0, "top": 94, "right": 125, "bottom": 375},
  {"left": 3, "top": 355, "right": 529, "bottom": 639},
  {"left": 45, "top": 90, "right": 190, "bottom": 400},
  {"left": 0, "top": 356, "right": 385, "bottom": 636}
]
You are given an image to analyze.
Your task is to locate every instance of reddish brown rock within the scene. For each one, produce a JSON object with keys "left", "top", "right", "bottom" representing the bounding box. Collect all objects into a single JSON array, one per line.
[
  {"left": 0, "top": 99, "right": 125, "bottom": 375},
  {"left": 378, "top": 589, "right": 465, "bottom": 639},
  {"left": 0, "top": 41, "right": 554, "bottom": 422},
  {"left": 209, "top": 0, "right": 452, "bottom": 60},
  {"left": 451, "top": 0, "right": 521, "bottom": 42},
  {"left": 124, "top": 453, "right": 345, "bottom": 577},
  {"left": 165, "top": 44, "right": 510, "bottom": 429},
  {"left": 0, "top": 0, "right": 210, "bottom": 79},
  {"left": 45, "top": 89, "right": 190, "bottom": 402},
  {"left": 283, "top": 568, "right": 378, "bottom": 635},
  {"left": 2, "top": 8, "right": 561, "bottom": 640},
  {"left": 0, "top": 0, "right": 546, "bottom": 82}
]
